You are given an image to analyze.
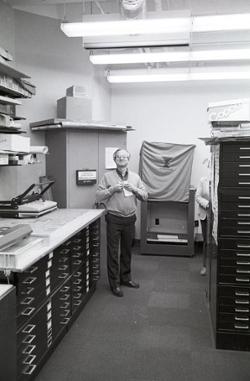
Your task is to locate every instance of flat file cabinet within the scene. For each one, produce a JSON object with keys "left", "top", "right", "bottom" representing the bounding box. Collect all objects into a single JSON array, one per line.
[
  {"left": 210, "top": 140, "right": 250, "bottom": 350},
  {"left": 0, "top": 212, "right": 102, "bottom": 380}
]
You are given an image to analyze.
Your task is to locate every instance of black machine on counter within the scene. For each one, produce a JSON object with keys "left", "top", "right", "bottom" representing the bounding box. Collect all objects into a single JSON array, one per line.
[{"left": 0, "top": 181, "right": 57, "bottom": 218}]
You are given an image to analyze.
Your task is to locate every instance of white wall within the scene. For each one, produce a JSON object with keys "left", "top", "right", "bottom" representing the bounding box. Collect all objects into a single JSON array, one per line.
[{"left": 111, "top": 80, "right": 250, "bottom": 235}]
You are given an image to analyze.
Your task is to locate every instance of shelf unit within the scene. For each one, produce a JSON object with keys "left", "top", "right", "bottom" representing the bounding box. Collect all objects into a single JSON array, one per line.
[
  {"left": 140, "top": 188, "right": 195, "bottom": 256},
  {"left": 0, "top": 57, "right": 33, "bottom": 130}
]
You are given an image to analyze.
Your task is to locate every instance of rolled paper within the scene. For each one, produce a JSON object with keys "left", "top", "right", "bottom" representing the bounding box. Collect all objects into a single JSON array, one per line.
[{"left": 29, "top": 146, "right": 48, "bottom": 154}]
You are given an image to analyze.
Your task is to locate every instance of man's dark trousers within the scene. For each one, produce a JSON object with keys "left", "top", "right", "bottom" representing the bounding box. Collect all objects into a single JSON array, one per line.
[{"left": 106, "top": 213, "right": 136, "bottom": 290}]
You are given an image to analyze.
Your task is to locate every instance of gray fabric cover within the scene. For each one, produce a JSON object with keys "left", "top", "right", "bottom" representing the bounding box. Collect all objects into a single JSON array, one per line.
[{"left": 139, "top": 141, "right": 195, "bottom": 201}]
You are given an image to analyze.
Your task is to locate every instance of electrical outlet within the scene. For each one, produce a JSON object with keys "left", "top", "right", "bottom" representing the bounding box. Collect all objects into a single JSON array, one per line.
[
  {"left": 155, "top": 218, "right": 159, "bottom": 225},
  {"left": 195, "top": 220, "right": 199, "bottom": 227}
]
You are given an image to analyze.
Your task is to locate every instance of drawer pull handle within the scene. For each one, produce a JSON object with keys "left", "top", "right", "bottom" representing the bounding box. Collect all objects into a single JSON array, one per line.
[
  {"left": 239, "top": 147, "right": 250, "bottom": 150},
  {"left": 236, "top": 261, "right": 250, "bottom": 265},
  {"left": 22, "top": 324, "right": 36, "bottom": 334},
  {"left": 236, "top": 277, "right": 250, "bottom": 282},
  {"left": 239, "top": 165, "right": 250, "bottom": 168},
  {"left": 234, "top": 324, "right": 249, "bottom": 329},
  {"left": 22, "top": 277, "right": 37, "bottom": 285},
  {"left": 58, "top": 265, "right": 68, "bottom": 271},
  {"left": 73, "top": 293, "right": 82, "bottom": 299},
  {"left": 237, "top": 230, "right": 250, "bottom": 234},
  {"left": 235, "top": 291, "right": 250, "bottom": 296},
  {"left": 23, "top": 354, "right": 36, "bottom": 365},
  {"left": 73, "top": 300, "right": 81, "bottom": 306},
  {"left": 235, "top": 316, "right": 249, "bottom": 321},
  {"left": 22, "top": 364, "right": 37, "bottom": 376},
  {"left": 21, "top": 286, "right": 34, "bottom": 296},
  {"left": 73, "top": 279, "right": 82, "bottom": 285},
  {"left": 22, "top": 334, "right": 36, "bottom": 344},
  {"left": 60, "top": 317, "right": 70, "bottom": 325},
  {"left": 60, "top": 309, "right": 70, "bottom": 317},
  {"left": 238, "top": 222, "right": 250, "bottom": 225},
  {"left": 60, "top": 286, "right": 70, "bottom": 292},
  {"left": 21, "top": 297, "right": 34, "bottom": 305},
  {"left": 238, "top": 182, "right": 250, "bottom": 185},
  {"left": 238, "top": 205, "right": 250, "bottom": 208},
  {"left": 73, "top": 285, "right": 82, "bottom": 292},
  {"left": 58, "top": 273, "right": 68, "bottom": 279},
  {"left": 72, "top": 260, "right": 82, "bottom": 265},
  {"left": 60, "top": 302, "right": 70, "bottom": 309},
  {"left": 21, "top": 307, "right": 35, "bottom": 316},
  {"left": 236, "top": 270, "right": 250, "bottom": 274},
  {"left": 72, "top": 253, "right": 81, "bottom": 258},
  {"left": 22, "top": 345, "right": 36, "bottom": 355},
  {"left": 238, "top": 196, "right": 250, "bottom": 199},
  {"left": 28, "top": 266, "right": 38, "bottom": 274},
  {"left": 237, "top": 245, "right": 250, "bottom": 248},
  {"left": 236, "top": 253, "right": 250, "bottom": 257},
  {"left": 235, "top": 308, "right": 250, "bottom": 313},
  {"left": 239, "top": 173, "right": 250, "bottom": 176},
  {"left": 238, "top": 214, "right": 250, "bottom": 217},
  {"left": 59, "top": 294, "right": 70, "bottom": 301},
  {"left": 235, "top": 299, "right": 250, "bottom": 304}
]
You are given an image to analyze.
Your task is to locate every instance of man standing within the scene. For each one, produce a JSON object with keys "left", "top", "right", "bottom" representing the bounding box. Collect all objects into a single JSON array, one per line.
[{"left": 96, "top": 148, "right": 148, "bottom": 297}]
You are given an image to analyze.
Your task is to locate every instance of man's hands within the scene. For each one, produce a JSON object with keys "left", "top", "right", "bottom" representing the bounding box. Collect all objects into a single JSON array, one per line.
[
  {"left": 109, "top": 182, "right": 137, "bottom": 195},
  {"left": 109, "top": 183, "right": 123, "bottom": 194},
  {"left": 123, "top": 182, "right": 137, "bottom": 193}
]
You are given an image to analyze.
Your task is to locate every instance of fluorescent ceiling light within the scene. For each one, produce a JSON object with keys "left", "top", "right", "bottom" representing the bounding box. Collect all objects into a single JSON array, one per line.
[
  {"left": 61, "top": 17, "right": 191, "bottom": 37},
  {"left": 61, "top": 13, "right": 250, "bottom": 38},
  {"left": 90, "top": 48, "right": 250, "bottom": 65},
  {"left": 193, "top": 13, "right": 250, "bottom": 32},
  {"left": 107, "top": 70, "right": 250, "bottom": 83}
]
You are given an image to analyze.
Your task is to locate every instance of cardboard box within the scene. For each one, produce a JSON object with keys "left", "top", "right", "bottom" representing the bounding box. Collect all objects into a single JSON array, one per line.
[
  {"left": 0, "top": 134, "right": 30, "bottom": 152},
  {"left": 0, "top": 154, "right": 8, "bottom": 165},
  {"left": 66, "top": 85, "right": 86, "bottom": 98},
  {"left": 57, "top": 96, "right": 92, "bottom": 120},
  {"left": 208, "top": 98, "right": 250, "bottom": 122}
]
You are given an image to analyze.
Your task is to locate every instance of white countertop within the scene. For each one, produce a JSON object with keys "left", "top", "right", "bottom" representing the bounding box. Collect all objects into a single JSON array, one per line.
[
  {"left": 0, "top": 208, "right": 105, "bottom": 272},
  {"left": 0, "top": 284, "right": 14, "bottom": 300}
]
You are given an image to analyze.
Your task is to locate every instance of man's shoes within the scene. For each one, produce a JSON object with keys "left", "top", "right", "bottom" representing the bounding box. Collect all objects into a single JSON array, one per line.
[
  {"left": 121, "top": 280, "right": 140, "bottom": 289},
  {"left": 111, "top": 287, "right": 124, "bottom": 297}
]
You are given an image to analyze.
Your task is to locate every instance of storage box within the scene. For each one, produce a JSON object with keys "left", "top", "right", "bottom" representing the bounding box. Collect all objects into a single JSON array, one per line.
[
  {"left": 57, "top": 96, "right": 92, "bottom": 120},
  {"left": 0, "top": 134, "right": 30, "bottom": 152},
  {"left": 208, "top": 98, "right": 250, "bottom": 122},
  {"left": 66, "top": 85, "right": 86, "bottom": 98},
  {"left": 0, "top": 154, "right": 8, "bottom": 165}
]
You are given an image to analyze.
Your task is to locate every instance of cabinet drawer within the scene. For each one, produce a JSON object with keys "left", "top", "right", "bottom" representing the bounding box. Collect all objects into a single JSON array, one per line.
[
  {"left": 218, "top": 313, "right": 250, "bottom": 332},
  {"left": 219, "top": 219, "right": 250, "bottom": 237},
  {"left": 219, "top": 265, "right": 250, "bottom": 276},
  {"left": 219, "top": 249, "right": 250, "bottom": 266},
  {"left": 219, "top": 304, "right": 250, "bottom": 314},
  {"left": 219, "top": 238, "right": 250, "bottom": 251},
  {"left": 220, "top": 165, "right": 250, "bottom": 187},
  {"left": 221, "top": 143, "right": 250, "bottom": 162},
  {"left": 218, "top": 273, "right": 250, "bottom": 284}
]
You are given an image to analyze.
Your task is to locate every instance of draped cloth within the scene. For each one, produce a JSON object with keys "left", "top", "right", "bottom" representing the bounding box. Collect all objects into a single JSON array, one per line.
[{"left": 139, "top": 141, "right": 195, "bottom": 202}]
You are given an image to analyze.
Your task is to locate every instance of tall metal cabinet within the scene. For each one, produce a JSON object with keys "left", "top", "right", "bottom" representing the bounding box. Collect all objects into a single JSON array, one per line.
[
  {"left": 32, "top": 124, "right": 130, "bottom": 208},
  {"left": 209, "top": 138, "right": 250, "bottom": 351}
]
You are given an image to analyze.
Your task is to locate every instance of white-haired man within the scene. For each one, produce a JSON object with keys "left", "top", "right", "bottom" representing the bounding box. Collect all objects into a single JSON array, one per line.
[{"left": 96, "top": 148, "right": 148, "bottom": 297}]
